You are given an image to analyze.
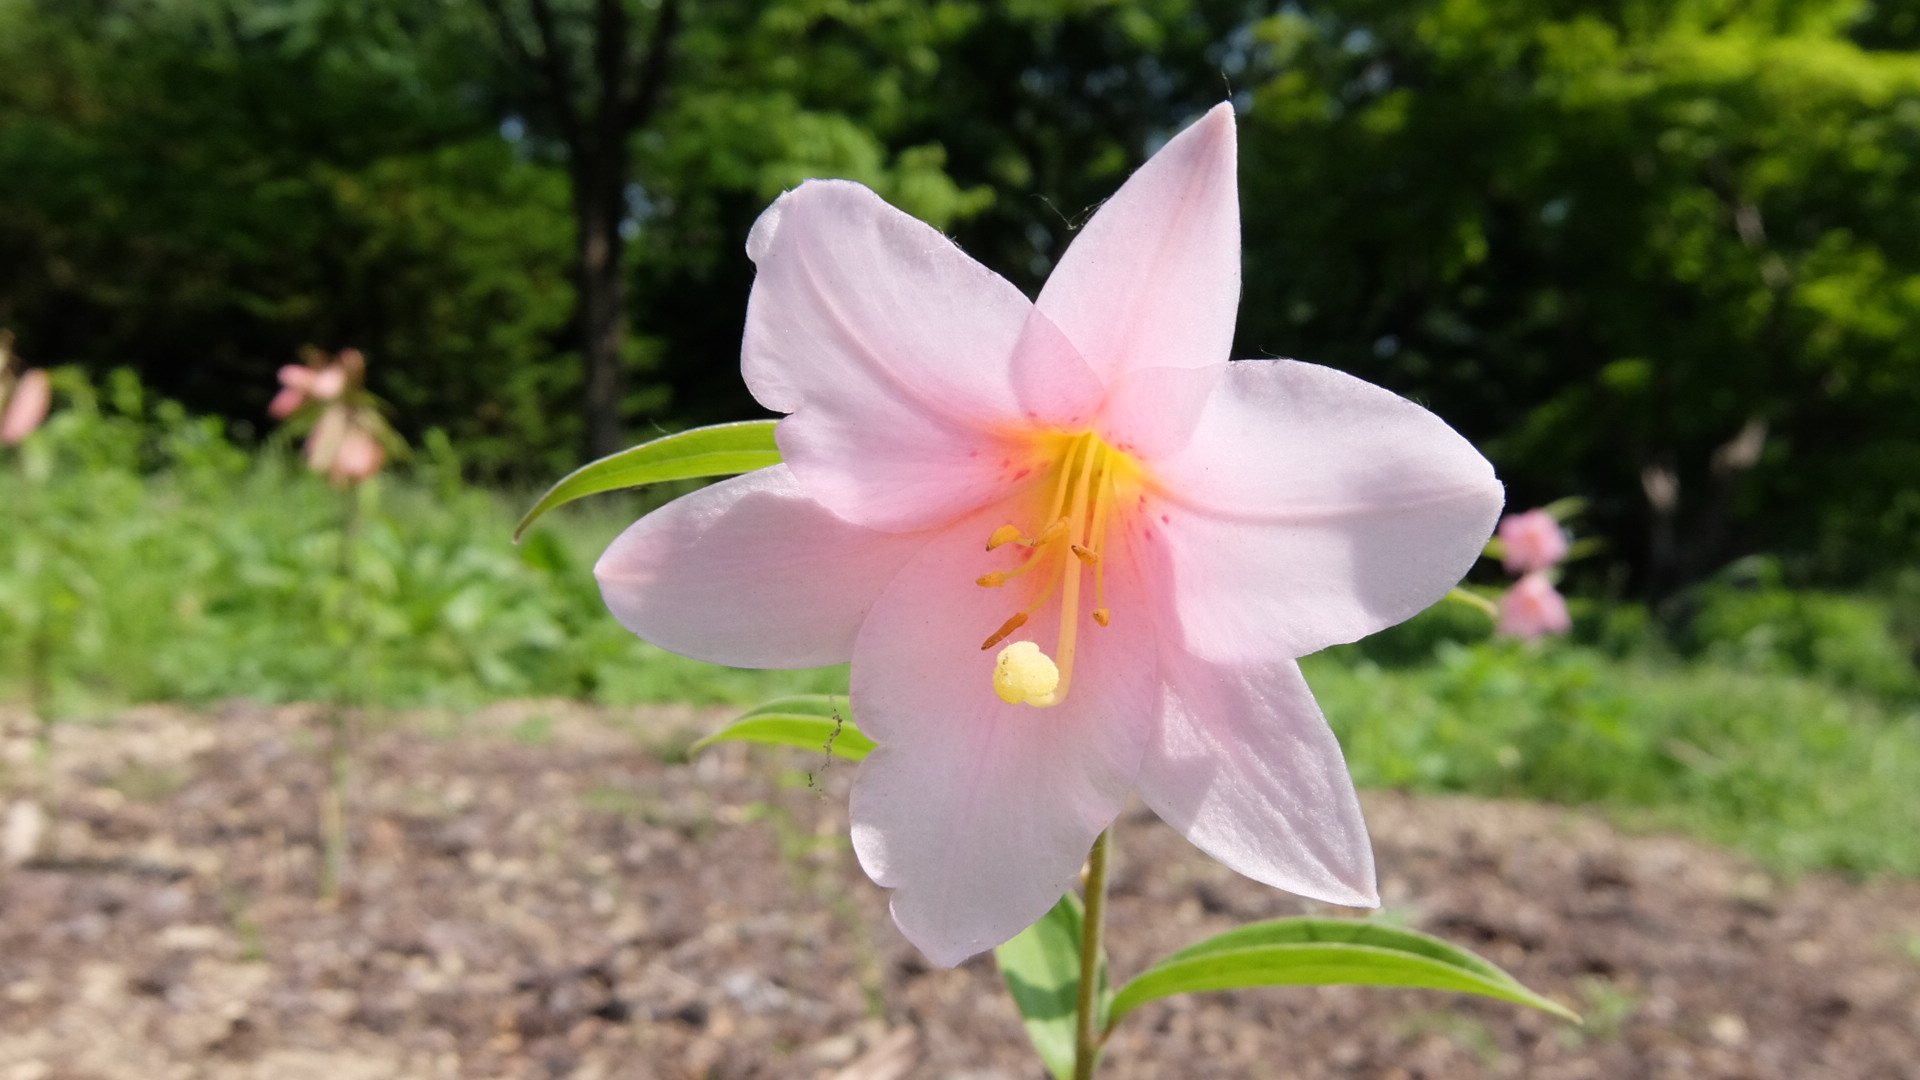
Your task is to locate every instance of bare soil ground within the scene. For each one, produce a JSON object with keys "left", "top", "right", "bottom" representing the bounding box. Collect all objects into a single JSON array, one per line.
[{"left": 1, "top": 701, "right": 1916, "bottom": 1080}]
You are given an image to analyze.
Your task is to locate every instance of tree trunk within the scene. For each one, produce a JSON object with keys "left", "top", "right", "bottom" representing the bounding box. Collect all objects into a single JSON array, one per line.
[
  {"left": 483, "top": 0, "right": 678, "bottom": 461},
  {"left": 578, "top": 160, "right": 628, "bottom": 461}
]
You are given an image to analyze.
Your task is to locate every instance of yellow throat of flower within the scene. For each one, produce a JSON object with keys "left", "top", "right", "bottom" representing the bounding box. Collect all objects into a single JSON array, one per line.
[{"left": 977, "top": 430, "right": 1140, "bottom": 708}]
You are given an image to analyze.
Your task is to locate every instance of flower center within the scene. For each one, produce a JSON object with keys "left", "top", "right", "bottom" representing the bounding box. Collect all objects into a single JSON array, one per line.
[{"left": 976, "top": 430, "right": 1136, "bottom": 708}]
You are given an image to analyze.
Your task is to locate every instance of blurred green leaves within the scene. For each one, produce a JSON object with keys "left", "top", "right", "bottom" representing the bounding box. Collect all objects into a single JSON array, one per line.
[{"left": 0, "top": 370, "right": 840, "bottom": 712}]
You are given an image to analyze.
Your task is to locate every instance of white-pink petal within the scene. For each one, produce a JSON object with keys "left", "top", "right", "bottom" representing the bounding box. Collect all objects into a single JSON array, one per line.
[
  {"left": 595, "top": 466, "right": 929, "bottom": 669},
  {"left": 1036, "top": 103, "right": 1241, "bottom": 380},
  {"left": 848, "top": 504, "right": 1163, "bottom": 964},
  {"left": 1135, "top": 651, "right": 1377, "bottom": 907},
  {"left": 1151, "top": 359, "right": 1503, "bottom": 662},
  {"left": 1092, "top": 363, "right": 1221, "bottom": 461},
  {"left": 743, "top": 180, "right": 1055, "bottom": 532}
]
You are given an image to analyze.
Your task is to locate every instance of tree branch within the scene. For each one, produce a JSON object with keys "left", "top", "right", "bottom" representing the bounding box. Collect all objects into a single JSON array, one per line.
[
  {"left": 525, "top": 0, "right": 585, "bottom": 152},
  {"left": 623, "top": 0, "right": 682, "bottom": 133}
]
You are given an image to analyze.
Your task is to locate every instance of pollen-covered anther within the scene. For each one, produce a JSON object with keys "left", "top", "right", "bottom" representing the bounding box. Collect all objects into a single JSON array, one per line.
[
  {"left": 980, "top": 612, "right": 1029, "bottom": 651},
  {"left": 1092, "top": 609, "right": 1111, "bottom": 627},
  {"left": 992, "top": 641, "right": 1061, "bottom": 706},
  {"left": 975, "top": 572, "right": 1008, "bottom": 588},
  {"left": 1070, "top": 544, "right": 1099, "bottom": 566},
  {"left": 985, "top": 524, "right": 1024, "bottom": 551}
]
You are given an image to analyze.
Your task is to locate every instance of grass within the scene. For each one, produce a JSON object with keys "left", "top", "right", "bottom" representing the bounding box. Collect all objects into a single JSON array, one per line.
[{"left": 4, "top": 369, "right": 1919, "bottom": 880}]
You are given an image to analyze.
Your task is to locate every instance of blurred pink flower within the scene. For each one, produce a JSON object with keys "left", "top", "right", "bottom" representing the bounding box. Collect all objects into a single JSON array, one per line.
[
  {"left": 594, "top": 105, "right": 1504, "bottom": 964},
  {"left": 1, "top": 368, "right": 51, "bottom": 446},
  {"left": 268, "top": 365, "right": 315, "bottom": 419},
  {"left": 1498, "top": 508, "right": 1568, "bottom": 573},
  {"left": 329, "top": 427, "right": 385, "bottom": 486},
  {"left": 303, "top": 405, "right": 385, "bottom": 488},
  {"left": 269, "top": 352, "right": 354, "bottom": 419},
  {"left": 1499, "top": 571, "right": 1572, "bottom": 638}
]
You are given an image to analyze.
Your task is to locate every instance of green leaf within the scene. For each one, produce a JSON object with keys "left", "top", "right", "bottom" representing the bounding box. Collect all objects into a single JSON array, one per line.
[
  {"left": 689, "top": 695, "right": 873, "bottom": 761},
  {"left": 513, "top": 420, "right": 780, "bottom": 541},
  {"left": 995, "top": 892, "right": 1109, "bottom": 1080},
  {"left": 1108, "top": 918, "right": 1578, "bottom": 1026}
]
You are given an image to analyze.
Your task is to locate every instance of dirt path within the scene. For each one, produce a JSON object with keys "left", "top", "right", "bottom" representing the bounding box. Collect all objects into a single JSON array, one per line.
[{"left": 1, "top": 702, "right": 1916, "bottom": 1080}]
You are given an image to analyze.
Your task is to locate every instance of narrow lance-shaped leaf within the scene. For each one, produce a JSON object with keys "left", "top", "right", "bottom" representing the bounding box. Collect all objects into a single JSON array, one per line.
[
  {"left": 514, "top": 420, "right": 781, "bottom": 541},
  {"left": 689, "top": 695, "right": 873, "bottom": 761},
  {"left": 995, "top": 892, "right": 1109, "bottom": 1080},
  {"left": 1107, "top": 918, "right": 1578, "bottom": 1027}
]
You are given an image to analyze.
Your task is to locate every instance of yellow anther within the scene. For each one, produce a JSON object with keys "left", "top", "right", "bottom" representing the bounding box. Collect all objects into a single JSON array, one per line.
[
  {"left": 1033, "top": 519, "right": 1068, "bottom": 546},
  {"left": 976, "top": 572, "right": 1008, "bottom": 588},
  {"left": 1092, "top": 609, "right": 1111, "bottom": 627},
  {"left": 1070, "top": 544, "right": 1099, "bottom": 566},
  {"left": 986, "top": 524, "right": 1024, "bottom": 551},
  {"left": 980, "top": 612, "right": 1029, "bottom": 651},
  {"left": 993, "top": 641, "right": 1061, "bottom": 706}
]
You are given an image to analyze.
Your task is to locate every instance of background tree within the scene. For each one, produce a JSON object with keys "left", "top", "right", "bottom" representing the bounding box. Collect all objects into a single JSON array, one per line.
[
  {"left": 1232, "top": 0, "right": 1920, "bottom": 594},
  {"left": 475, "top": 0, "right": 681, "bottom": 459}
]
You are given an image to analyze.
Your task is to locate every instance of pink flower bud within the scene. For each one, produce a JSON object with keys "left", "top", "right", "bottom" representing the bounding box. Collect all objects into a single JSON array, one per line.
[
  {"left": 1498, "top": 571, "right": 1572, "bottom": 639},
  {"left": 1, "top": 369, "right": 52, "bottom": 446},
  {"left": 1498, "top": 508, "right": 1569, "bottom": 574}
]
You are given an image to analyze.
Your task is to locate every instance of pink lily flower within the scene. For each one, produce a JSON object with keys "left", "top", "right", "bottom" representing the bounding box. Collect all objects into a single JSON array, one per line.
[
  {"left": 268, "top": 365, "right": 316, "bottom": 419},
  {"left": 1497, "top": 507, "right": 1568, "bottom": 574},
  {"left": 1, "top": 368, "right": 51, "bottom": 446},
  {"left": 595, "top": 105, "right": 1503, "bottom": 964},
  {"left": 328, "top": 426, "right": 385, "bottom": 486},
  {"left": 1498, "top": 571, "right": 1573, "bottom": 639}
]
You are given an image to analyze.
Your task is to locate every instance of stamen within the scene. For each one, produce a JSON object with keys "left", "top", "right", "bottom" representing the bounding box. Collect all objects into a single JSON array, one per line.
[
  {"left": 980, "top": 612, "right": 1029, "bottom": 651},
  {"left": 974, "top": 431, "right": 1138, "bottom": 706}
]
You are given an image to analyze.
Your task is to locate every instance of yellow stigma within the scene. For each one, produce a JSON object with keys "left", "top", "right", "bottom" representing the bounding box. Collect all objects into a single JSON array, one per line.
[
  {"left": 993, "top": 641, "right": 1061, "bottom": 706},
  {"left": 972, "top": 430, "right": 1142, "bottom": 708}
]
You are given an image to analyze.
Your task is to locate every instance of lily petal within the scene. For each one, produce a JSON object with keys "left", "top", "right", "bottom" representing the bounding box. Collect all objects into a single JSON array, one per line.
[
  {"left": 1136, "top": 651, "right": 1377, "bottom": 907},
  {"left": 848, "top": 505, "right": 1161, "bottom": 965},
  {"left": 1036, "top": 103, "right": 1240, "bottom": 379},
  {"left": 744, "top": 180, "right": 1045, "bottom": 532},
  {"left": 595, "top": 466, "right": 929, "bottom": 668},
  {"left": 1152, "top": 359, "right": 1503, "bottom": 662},
  {"left": 1094, "top": 363, "right": 1222, "bottom": 461}
]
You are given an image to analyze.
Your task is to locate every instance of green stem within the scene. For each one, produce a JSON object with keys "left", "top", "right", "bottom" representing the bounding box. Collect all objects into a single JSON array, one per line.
[{"left": 1073, "top": 827, "right": 1111, "bottom": 1080}]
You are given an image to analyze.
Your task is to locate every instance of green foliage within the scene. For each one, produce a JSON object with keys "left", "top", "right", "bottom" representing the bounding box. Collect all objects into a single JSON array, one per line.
[
  {"left": 1309, "top": 632, "right": 1920, "bottom": 877},
  {"left": 514, "top": 419, "right": 779, "bottom": 539},
  {"left": 995, "top": 892, "right": 1106, "bottom": 1080},
  {"left": 1235, "top": 0, "right": 1920, "bottom": 583},
  {"left": 1680, "top": 557, "right": 1920, "bottom": 700},
  {"left": 0, "top": 370, "right": 838, "bottom": 712},
  {"left": 1107, "top": 918, "right": 1577, "bottom": 1025},
  {"left": 690, "top": 694, "right": 873, "bottom": 760}
]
